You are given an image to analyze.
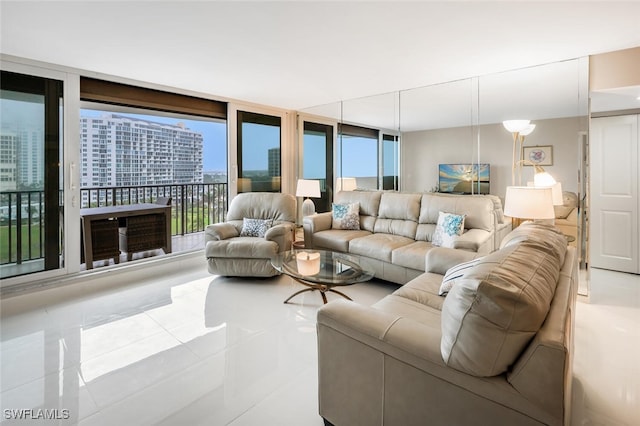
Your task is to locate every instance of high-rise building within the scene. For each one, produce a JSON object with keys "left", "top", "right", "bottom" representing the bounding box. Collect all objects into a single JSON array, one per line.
[
  {"left": 80, "top": 114, "right": 203, "bottom": 205},
  {"left": 268, "top": 147, "right": 280, "bottom": 177},
  {"left": 0, "top": 132, "right": 18, "bottom": 192},
  {"left": 0, "top": 127, "right": 43, "bottom": 192}
]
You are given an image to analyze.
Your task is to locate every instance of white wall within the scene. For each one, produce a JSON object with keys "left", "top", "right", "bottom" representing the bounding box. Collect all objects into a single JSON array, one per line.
[{"left": 402, "top": 116, "right": 584, "bottom": 200}]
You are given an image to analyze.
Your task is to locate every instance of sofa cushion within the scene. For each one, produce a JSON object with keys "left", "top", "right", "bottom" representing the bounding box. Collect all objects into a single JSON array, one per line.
[
  {"left": 226, "top": 192, "right": 296, "bottom": 223},
  {"left": 349, "top": 233, "right": 415, "bottom": 263},
  {"left": 240, "top": 217, "right": 273, "bottom": 237},
  {"left": 334, "top": 191, "right": 382, "bottom": 232},
  {"left": 420, "top": 193, "right": 493, "bottom": 232},
  {"left": 205, "top": 237, "right": 279, "bottom": 259},
  {"left": 432, "top": 212, "right": 465, "bottom": 247},
  {"left": 391, "top": 241, "right": 432, "bottom": 271},
  {"left": 440, "top": 235, "right": 563, "bottom": 377},
  {"left": 391, "top": 272, "right": 446, "bottom": 311},
  {"left": 378, "top": 192, "right": 421, "bottom": 222},
  {"left": 332, "top": 202, "right": 360, "bottom": 230},
  {"left": 312, "top": 229, "right": 371, "bottom": 253},
  {"left": 372, "top": 193, "right": 421, "bottom": 239}
]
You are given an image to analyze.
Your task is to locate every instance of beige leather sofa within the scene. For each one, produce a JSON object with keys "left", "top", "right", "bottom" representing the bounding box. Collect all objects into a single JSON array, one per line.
[
  {"left": 317, "top": 223, "right": 577, "bottom": 426},
  {"left": 304, "top": 191, "right": 502, "bottom": 285},
  {"left": 204, "top": 192, "right": 296, "bottom": 277}
]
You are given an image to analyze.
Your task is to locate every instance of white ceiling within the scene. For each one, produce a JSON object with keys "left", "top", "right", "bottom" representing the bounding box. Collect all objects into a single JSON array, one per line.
[{"left": 1, "top": 1, "right": 640, "bottom": 114}]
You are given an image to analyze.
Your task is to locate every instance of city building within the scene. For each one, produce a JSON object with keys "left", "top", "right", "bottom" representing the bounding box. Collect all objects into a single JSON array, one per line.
[{"left": 80, "top": 114, "right": 203, "bottom": 206}]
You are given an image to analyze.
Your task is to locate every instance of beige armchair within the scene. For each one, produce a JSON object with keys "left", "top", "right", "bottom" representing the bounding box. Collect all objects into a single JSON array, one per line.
[
  {"left": 554, "top": 191, "right": 578, "bottom": 246},
  {"left": 205, "top": 192, "right": 296, "bottom": 277}
]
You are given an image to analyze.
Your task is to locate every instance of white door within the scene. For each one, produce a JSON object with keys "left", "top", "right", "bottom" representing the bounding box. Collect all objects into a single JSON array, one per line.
[{"left": 590, "top": 115, "right": 639, "bottom": 273}]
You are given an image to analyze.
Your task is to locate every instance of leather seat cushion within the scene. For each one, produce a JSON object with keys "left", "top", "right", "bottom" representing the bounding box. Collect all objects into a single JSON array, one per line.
[
  {"left": 206, "top": 237, "right": 278, "bottom": 258},
  {"left": 392, "top": 241, "right": 432, "bottom": 271},
  {"left": 313, "top": 229, "right": 371, "bottom": 253},
  {"left": 349, "top": 233, "right": 415, "bottom": 263}
]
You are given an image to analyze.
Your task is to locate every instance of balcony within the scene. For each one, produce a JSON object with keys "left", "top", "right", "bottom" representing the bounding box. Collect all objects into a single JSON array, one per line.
[{"left": 1, "top": 183, "right": 227, "bottom": 278}]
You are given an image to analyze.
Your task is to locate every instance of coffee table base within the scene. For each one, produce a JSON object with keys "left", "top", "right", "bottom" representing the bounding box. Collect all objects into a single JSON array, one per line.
[{"left": 284, "top": 278, "right": 353, "bottom": 304}]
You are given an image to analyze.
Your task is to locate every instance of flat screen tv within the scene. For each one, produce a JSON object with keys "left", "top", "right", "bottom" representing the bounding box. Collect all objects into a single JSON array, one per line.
[{"left": 439, "top": 164, "right": 490, "bottom": 194}]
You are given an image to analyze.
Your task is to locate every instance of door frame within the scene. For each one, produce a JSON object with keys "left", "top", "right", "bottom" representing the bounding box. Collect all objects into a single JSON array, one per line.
[{"left": 0, "top": 59, "right": 80, "bottom": 287}]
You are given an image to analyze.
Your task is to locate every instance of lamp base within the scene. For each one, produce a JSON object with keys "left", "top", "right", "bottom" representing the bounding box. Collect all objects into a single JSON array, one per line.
[{"left": 302, "top": 198, "right": 316, "bottom": 217}]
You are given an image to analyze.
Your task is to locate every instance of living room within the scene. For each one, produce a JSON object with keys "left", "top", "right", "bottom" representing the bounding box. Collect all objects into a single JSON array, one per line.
[{"left": 1, "top": 2, "right": 639, "bottom": 425}]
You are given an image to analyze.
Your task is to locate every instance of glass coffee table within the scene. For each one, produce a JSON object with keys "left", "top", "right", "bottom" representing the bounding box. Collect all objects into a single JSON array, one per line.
[{"left": 272, "top": 249, "right": 374, "bottom": 304}]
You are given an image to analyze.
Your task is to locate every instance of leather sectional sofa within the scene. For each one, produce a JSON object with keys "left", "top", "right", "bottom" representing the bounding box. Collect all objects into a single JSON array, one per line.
[
  {"left": 317, "top": 223, "right": 577, "bottom": 426},
  {"left": 303, "top": 190, "right": 508, "bottom": 284}
]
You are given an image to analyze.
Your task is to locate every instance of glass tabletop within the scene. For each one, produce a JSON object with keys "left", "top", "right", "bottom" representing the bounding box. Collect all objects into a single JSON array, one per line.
[{"left": 272, "top": 249, "right": 374, "bottom": 286}]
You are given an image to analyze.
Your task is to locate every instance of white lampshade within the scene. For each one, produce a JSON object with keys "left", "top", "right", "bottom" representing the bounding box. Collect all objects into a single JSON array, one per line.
[
  {"left": 296, "top": 179, "right": 321, "bottom": 198},
  {"left": 519, "top": 124, "right": 536, "bottom": 136},
  {"left": 503, "top": 120, "right": 531, "bottom": 133},
  {"left": 528, "top": 181, "right": 564, "bottom": 206},
  {"left": 504, "top": 186, "right": 555, "bottom": 219},
  {"left": 336, "top": 177, "right": 357, "bottom": 192}
]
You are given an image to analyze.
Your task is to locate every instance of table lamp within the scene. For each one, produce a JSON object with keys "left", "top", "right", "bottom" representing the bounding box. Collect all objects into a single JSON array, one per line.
[
  {"left": 504, "top": 186, "right": 554, "bottom": 228},
  {"left": 296, "top": 179, "right": 321, "bottom": 216},
  {"left": 336, "top": 177, "right": 357, "bottom": 192}
]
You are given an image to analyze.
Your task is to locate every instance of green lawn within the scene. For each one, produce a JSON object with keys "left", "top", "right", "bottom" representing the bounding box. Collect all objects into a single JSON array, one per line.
[{"left": 0, "top": 223, "right": 43, "bottom": 264}]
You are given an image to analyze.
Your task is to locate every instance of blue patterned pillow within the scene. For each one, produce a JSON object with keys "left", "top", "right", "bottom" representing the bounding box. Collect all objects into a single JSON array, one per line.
[
  {"left": 240, "top": 218, "right": 273, "bottom": 237},
  {"left": 331, "top": 202, "right": 360, "bottom": 230},
  {"left": 432, "top": 211, "right": 465, "bottom": 248}
]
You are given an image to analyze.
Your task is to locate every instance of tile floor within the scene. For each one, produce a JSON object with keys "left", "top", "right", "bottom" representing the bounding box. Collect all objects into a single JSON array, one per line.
[{"left": 0, "top": 258, "right": 638, "bottom": 425}]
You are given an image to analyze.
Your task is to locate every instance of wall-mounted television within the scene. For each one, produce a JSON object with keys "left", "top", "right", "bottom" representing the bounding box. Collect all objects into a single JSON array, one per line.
[{"left": 439, "top": 164, "right": 490, "bottom": 194}]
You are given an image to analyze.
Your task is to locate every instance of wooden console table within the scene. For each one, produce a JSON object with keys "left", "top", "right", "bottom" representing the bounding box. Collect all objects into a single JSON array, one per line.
[{"left": 80, "top": 203, "right": 172, "bottom": 269}]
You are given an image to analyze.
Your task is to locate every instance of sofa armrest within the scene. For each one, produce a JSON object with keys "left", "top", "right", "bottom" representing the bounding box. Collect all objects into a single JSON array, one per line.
[
  {"left": 303, "top": 212, "right": 333, "bottom": 248},
  {"left": 205, "top": 223, "right": 238, "bottom": 242},
  {"left": 425, "top": 247, "right": 480, "bottom": 275},
  {"left": 265, "top": 223, "right": 294, "bottom": 252},
  {"left": 318, "top": 299, "right": 443, "bottom": 363},
  {"left": 452, "top": 229, "right": 492, "bottom": 253},
  {"left": 304, "top": 212, "right": 333, "bottom": 232}
]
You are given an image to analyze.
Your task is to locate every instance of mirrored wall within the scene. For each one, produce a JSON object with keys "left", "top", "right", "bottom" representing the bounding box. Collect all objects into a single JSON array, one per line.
[
  {"left": 301, "top": 58, "right": 588, "bottom": 200},
  {"left": 300, "top": 57, "right": 589, "bottom": 290}
]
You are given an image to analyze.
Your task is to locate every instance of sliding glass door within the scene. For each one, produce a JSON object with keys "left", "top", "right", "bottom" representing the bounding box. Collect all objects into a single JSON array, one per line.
[{"left": 0, "top": 71, "right": 63, "bottom": 279}]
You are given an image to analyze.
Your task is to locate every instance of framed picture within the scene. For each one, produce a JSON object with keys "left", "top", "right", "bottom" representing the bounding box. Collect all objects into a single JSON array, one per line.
[{"left": 522, "top": 145, "right": 553, "bottom": 166}]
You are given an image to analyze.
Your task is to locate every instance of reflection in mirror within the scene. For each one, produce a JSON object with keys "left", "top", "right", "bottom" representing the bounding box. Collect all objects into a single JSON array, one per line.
[
  {"left": 477, "top": 59, "right": 588, "bottom": 201},
  {"left": 298, "top": 101, "right": 341, "bottom": 214},
  {"left": 338, "top": 92, "right": 400, "bottom": 191},
  {"left": 301, "top": 59, "right": 589, "bottom": 293},
  {"left": 477, "top": 58, "right": 589, "bottom": 294},
  {"left": 400, "top": 78, "right": 478, "bottom": 193}
]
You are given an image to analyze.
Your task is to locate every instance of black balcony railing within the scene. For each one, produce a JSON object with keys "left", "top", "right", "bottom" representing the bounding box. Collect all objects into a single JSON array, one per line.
[
  {"left": 0, "top": 190, "right": 45, "bottom": 266},
  {"left": 0, "top": 183, "right": 227, "bottom": 266},
  {"left": 81, "top": 183, "right": 228, "bottom": 235}
]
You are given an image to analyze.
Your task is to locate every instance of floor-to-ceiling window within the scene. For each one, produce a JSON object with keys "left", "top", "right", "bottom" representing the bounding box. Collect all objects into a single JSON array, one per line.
[
  {"left": 0, "top": 71, "right": 63, "bottom": 279},
  {"left": 78, "top": 78, "right": 228, "bottom": 268},
  {"left": 237, "top": 111, "right": 281, "bottom": 193}
]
